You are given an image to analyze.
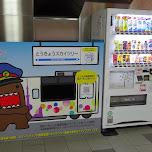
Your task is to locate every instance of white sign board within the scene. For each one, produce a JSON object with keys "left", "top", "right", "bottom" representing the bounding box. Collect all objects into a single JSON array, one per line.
[{"left": 33, "top": 47, "right": 98, "bottom": 65}]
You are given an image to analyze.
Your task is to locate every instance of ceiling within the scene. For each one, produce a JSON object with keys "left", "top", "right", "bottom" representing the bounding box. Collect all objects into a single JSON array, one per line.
[{"left": 34, "top": 0, "right": 133, "bottom": 18}]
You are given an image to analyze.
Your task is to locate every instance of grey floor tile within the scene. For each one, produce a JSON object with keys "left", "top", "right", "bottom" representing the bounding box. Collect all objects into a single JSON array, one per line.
[
  {"left": 65, "top": 134, "right": 92, "bottom": 152},
  {"left": 0, "top": 143, "right": 7, "bottom": 152},
  {"left": 23, "top": 138, "right": 44, "bottom": 146},
  {"left": 93, "top": 149, "right": 116, "bottom": 152},
  {"left": 117, "top": 126, "right": 152, "bottom": 135},
  {"left": 45, "top": 136, "right": 69, "bottom": 152},
  {"left": 122, "top": 132, "right": 151, "bottom": 146},
  {"left": 2, "top": 140, "right": 23, "bottom": 152},
  {"left": 143, "top": 133, "right": 152, "bottom": 143},
  {"left": 106, "top": 135, "right": 138, "bottom": 152},
  {"left": 138, "top": 126, "right": 152, "bottom": 134},
  {"left": 23, "top": 144, "right": 45, "bottom": 152},
  {"left": 84, "top": 133, "right": 112, "bottom": 151},
  {"left": 114, "top": 146, "right": 139, "bottom": 152},
  {"left": 135, "top": 144, "right": 152, "bottom": 152}
]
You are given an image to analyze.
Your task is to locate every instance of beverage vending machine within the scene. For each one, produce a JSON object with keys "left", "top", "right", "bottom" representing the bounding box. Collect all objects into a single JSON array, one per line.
[{"left": 92, "top": 8, "right": 152, "bottom": 131}]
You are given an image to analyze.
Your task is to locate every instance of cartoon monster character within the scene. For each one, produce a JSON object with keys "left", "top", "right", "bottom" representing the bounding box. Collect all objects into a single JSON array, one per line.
[{"left": 0, "top": 63, "right": 32, "bottom": 132}]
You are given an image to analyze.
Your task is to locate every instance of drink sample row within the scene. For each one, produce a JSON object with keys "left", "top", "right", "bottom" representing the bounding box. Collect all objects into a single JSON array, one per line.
[
  {"left": 114, "top": 40, "right": 152, "bottom": 50},
  {"left": 113, "top": 54, "right": 152, "bottom": 64},
  {"left": 115, "top": 15, "right": 152, "bottom": 32}
]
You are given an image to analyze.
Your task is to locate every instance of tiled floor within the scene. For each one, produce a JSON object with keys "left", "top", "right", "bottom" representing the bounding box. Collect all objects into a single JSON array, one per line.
[{"left": 1, "top": 126, "right": 152, "bottom": 152}]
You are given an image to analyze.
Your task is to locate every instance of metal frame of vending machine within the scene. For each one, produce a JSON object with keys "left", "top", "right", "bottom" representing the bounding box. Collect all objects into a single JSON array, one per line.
[{"left": 92, "top": 8, "right": 152, "bottom": 134}]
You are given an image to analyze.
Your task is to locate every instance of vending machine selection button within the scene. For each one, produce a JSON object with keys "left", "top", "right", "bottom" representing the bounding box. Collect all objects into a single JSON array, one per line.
[
  {"left": 137, "top": 76, "right": 143, "bottom": 81},
  {"left": 144, "top": 75, "right": 149, "bottom": 81},
  {"left": 150, "top": 69, "right": 152, "bottom": 74}
]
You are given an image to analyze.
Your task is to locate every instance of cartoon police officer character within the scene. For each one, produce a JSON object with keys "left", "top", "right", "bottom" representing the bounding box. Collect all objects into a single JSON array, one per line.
[{"left": 0, "top": 63, "right": 32, "bottom": 131}]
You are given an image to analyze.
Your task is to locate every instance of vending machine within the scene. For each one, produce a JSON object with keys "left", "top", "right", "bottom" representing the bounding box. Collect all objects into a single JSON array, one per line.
[{"left": 92, "top": 8, "right": 152, "bottom": 130}]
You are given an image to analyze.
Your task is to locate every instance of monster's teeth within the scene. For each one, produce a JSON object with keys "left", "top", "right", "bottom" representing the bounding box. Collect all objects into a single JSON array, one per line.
[
  {"left": 9, "top": 93, "right": 13, "bottom": 96},
  {"left": 4, "top": 94, "right": 8, "bottom": 97},
  {"left": 12, "top": 105, "right": 15, "bottom": 108},
  {"left": 2, "top": 106, "right": 6, "bottom": 109},
  {"left": 0, "top": 95, "right": 3, "bottom": 97},
  {"left": 16, "top": 104, "right": 20, "bottom": 107},
  {"left": 14, "top": 93, "right": 18, "bottom": 95},
  {"left": 7, "top": 106, "right": 11, "bottom": 109}
]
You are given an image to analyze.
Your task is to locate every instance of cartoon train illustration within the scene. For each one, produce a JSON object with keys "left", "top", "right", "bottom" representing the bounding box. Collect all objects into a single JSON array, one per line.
[{"left": 21, "top": 71, "right": 99, "bottom": 120}]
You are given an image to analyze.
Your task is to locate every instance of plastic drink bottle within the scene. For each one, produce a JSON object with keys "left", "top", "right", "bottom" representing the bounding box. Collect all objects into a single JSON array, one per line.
[
  {"left": 123, "top": 41, "right": 128, "bottom": 50},
  {"left": 137, "top": 17, "right": 142, "bottom": 32},
  {"left": 118, "top": 55, "right": 122, "bottom": 63},
  {"left": 119, "top": 16, "right": 124, "bottom": 32},
  {"left": 147, "top": 55, "right": 151, "bottom": 63},
  {"left": 123, "top": 16, "right": 128, "bottom": 32},
  {"left": 142, "top": 17, "right": 146, "bottom": 32},
  {"left": 141, "top": 44, "right": 144, "bottom": 50},
  {"left": 131, "top": 40, "right": 136, "bottom": 50},
  {"left": 133, "top": 17, "right": 137, "bottom": 32},
  {"left": 126, "top": 55, "right": 130, "bottom": 63},
  {"left": 113, "top": 54, "right": 117, "bottom": 64},
  {"left": 134, "top": 55, "right": 139, "bottom": 63},
  {"left": 150, "top": 19, "right": 152, "bottom": 33},
  {"left": 115, "top": 16, "right": 120, "bottom": 32},
  {"left": 114, "top": 40, "right": 119, "bottom": 50},
  {"left": 127, "top": 41, "right": 131, "bottom": 50},
  {"left": 144, "top": 41, "right": 148, "bottom": 50},
  {"left": 137, "top": 41, "right": 141, "bottom": 50},
  {"left": 128, "top": 16, "right": 133, "bottom": 32},
  {"left": 146, "top": 17, "right": 151, "bottom": 32},
  {"left": 149, "top": 39, "right": 152, "bottom": 50},
  {"left": 143, "top": 56, "right": 147, "bottom": 62},
  {"left": 118, "top": 41, "right": 123, "bottom": 50}
]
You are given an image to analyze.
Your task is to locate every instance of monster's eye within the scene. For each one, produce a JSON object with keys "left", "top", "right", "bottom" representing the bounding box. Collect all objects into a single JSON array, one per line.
[{"left": 16, "top": 85, "right": 19, "bottom": 88}]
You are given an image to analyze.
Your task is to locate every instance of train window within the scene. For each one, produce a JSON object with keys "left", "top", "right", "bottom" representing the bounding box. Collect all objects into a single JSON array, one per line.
[
  {"left": 32, "top": 89, "right": 39, "bottom": 99},
  {"left": 41, "top": 84, "right": 76, "bottom": 101}
]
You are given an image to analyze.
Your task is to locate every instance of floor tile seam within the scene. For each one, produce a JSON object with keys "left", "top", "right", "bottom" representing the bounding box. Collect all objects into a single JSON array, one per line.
[
  {"left": 108, "top": 133, "right": 139, "bottom": 148},
  {"left": 23, "top": 143, "right": 45, "bottom": 147},
  {"left": 22, "top": 140, "right": 23, "bottom": 152},
  {"left": 0, "top": 144, "right": 7, "bottom": 152},
  {"left": 102, "top": 136, "right": 117, "bottom": 150},
  {"left": 124, "top": 134, "right": 152, "bottom": 145},
  {"left": 64, "top": 136, "right": 72, "bottom": 152},
  {"left": 133, "top": 145, "right": 142, "bottom": 152},
  {"left": 42, "top": 138, "right": 46, "bottom": 152},
  {"left": 83, "top": 134, "right": 96, "bottom": 151},
  {"left": 131, "top": 143, "right": 152, "bottom": 146}
]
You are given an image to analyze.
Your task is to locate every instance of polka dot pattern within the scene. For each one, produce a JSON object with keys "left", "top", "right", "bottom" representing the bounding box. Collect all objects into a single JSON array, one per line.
[
  {"left": 63, "top": 101, "right": 70, "bottom": 107},
  {"left": 84, "top": 105, "right": 90, "bottom": 111},
  {"left": 40, "top": 104, "right": 45, "bottom": 109},
  {"left": 53, "top": 107, "right": 60, "bottom": 113},
  {"left": 70, "top": 111, "right": 74, "bottom": 115},
  {"left": 70, "top": 101, "right": 75, "bottom": 106},
  {"left": 79, "top": 104, "right": 83, "bottom": 108},
  {"left": 92, "top": 99, "right": 98, "bottom": 106},
  {"left": 59, "top": 107, "right": 63, "bottom": 110},
  {"left": 70, "top": 106, "right": 73, "bottom": 110},
  {"left": 54, "top": 103, "right": 58, "bottom": 107},
  {"left": 89, "top": 109, "right": 93, "bottom": 113},
  {"left": 47, "top": 105, "right": 52, "bottom": 109}
]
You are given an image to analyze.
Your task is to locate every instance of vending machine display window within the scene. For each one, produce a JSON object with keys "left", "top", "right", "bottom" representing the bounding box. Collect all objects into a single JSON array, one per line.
[{"left": 110, "top": 71, "right": 134, "bottom": 89}]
